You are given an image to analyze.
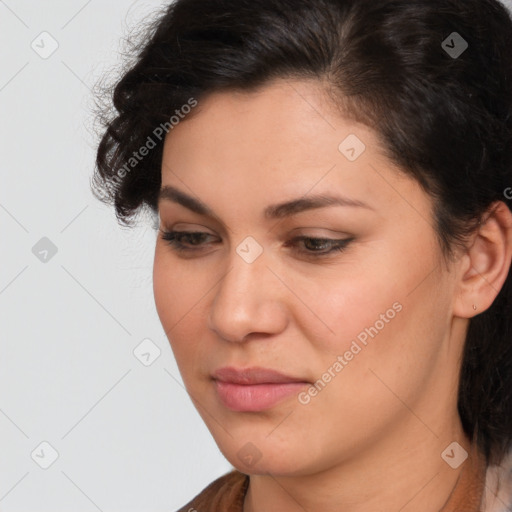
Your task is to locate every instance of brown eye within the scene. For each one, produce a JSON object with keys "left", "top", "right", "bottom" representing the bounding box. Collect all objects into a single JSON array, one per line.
[
  {"left": 286, "top": 236, "right": 354, "bottom": 256},
  {"left": 160, "top": 230, "right": 218, "bottom": 251}
]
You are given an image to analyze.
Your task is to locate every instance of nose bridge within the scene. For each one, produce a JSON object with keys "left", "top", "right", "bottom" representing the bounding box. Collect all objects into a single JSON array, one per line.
[{"left": 208, "top": 247, "right": 287, "bottom": 342}]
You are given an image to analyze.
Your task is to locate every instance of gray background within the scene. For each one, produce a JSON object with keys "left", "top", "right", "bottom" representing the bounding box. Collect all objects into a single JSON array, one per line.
[
  {"left": 1, "top": 0, "right": 511, "bottom": 511},
  {"left": 0, "top": 2, "right": 232, "bottom": 511}
]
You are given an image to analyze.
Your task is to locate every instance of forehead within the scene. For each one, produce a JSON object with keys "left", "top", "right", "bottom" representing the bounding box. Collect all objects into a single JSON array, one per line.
[
  {"left": 165, "top": 79, "right": 356, "bottom": 148},
  {"left": 159, "top": 78, "right": 423, "bottom": 224},
  {"left": 162, "top": 79, "right": 380, "bottom": 175}
]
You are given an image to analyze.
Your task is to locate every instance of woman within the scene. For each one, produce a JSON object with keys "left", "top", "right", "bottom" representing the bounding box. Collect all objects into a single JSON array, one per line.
[{"left": 92, "top": 0, "right": 512, "bottom": 510}]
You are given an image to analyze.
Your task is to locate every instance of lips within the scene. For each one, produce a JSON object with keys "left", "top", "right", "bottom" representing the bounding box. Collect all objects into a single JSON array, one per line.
[
  {"left": 212, "top": 366, "right": 308, "bottom": 385},
  {"left": 211, "top": 366, "right": 310, "bottom": 412}
]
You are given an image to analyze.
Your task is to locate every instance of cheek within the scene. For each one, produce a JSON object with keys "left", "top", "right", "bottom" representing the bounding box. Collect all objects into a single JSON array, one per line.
[
  {"left": 286, "top": 257, "right": 403, "bottom": 357},
  {"left": 308, "top": 253, "right": 448, "bottom": 414},
  {"left": 293, "top": 237, "right": 445, "bottom": 386},
  {"left": 153, "top": 249, "right": 179, "bottom": 330},
  {"left": 152, "top": 248, "right": 207, "bottom": 362},
  {"left": 153, "top": 246, "right": 210, "bottom": 323}
]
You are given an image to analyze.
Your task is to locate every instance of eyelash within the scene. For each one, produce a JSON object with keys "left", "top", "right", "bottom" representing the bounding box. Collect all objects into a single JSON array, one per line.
[{"left": 159, "top": 230, "right": 354, "bottom": 257}]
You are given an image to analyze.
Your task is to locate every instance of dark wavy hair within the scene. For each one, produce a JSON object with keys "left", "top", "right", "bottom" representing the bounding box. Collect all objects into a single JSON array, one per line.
[{"left": 92, "top": 0, "right": 512, "bottom": 467}]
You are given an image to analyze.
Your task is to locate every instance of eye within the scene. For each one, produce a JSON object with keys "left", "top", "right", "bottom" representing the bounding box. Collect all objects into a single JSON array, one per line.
[
  {"left": 284, "top": 236, "right": 354, "bottom": 257},
  {"left": 159, "top": 229, "right": 219, "bottom": 253},
  {"left": 160, "top": 229, "right": 354, "bottom": 258}
]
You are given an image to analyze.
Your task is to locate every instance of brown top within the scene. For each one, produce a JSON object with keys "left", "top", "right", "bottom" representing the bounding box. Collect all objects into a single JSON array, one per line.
[
  {"left": 176, "top": 468, "right": 249, "bottom": 512},
  {"left": 176, "top": 443, "right": 511, "bottom": 512}
]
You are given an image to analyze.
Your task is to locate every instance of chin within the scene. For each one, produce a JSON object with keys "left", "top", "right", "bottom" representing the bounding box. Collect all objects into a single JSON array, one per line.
[{"left": 215, "top": 435, "right": 321, "bottom": 477}]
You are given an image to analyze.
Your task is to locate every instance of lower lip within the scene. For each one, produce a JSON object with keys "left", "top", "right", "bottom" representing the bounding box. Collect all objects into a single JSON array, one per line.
[{"left": 213, "top": 380, "right": 309, "bottom": 412}]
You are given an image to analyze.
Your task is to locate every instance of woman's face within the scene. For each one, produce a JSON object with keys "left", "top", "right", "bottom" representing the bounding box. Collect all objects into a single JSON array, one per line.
[{"left": 153, "top": 79, "right": 466, "bottom": 475}]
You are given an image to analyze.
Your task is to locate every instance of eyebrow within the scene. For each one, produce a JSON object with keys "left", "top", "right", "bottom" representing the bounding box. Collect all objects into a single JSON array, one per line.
[{"left": 157, "top": 185, "right": 374, "bottom": 220}]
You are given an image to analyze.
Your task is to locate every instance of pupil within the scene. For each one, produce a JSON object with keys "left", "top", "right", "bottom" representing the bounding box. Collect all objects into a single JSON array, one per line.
[
  {"left": 189, "top": 233, "right": 204, "bottom": 245},
  {"left": 306, "top": 238, "right": 326, "bottom": 250}
]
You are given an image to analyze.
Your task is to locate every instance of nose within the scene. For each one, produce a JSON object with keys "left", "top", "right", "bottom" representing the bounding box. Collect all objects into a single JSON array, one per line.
[{"left": 207, "top": 251, "right": 289, "bottom": 343}]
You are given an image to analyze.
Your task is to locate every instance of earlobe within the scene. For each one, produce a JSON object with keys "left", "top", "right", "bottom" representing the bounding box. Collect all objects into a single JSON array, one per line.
[{"left": 453, "top": 201, "right": 512, "bottom": 319}]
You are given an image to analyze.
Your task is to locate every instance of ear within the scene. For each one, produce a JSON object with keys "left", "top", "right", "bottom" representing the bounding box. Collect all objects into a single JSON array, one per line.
[{"left": 453, "top": 201, "right": 512, "bottom": 318}]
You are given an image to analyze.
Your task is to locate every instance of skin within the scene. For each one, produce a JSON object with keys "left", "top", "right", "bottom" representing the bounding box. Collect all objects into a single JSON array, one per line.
[{"left": 152, "top": 79, "right": 512, "bottom": 512}]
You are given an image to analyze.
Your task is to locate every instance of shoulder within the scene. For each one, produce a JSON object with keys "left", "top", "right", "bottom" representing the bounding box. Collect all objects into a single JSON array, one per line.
[{"left": 175, "top": 469, "right": 249, "bottom": 512}]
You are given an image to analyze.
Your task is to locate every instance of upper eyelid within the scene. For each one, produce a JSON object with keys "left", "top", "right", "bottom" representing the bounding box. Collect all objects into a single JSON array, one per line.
[
  {"left": 160, "top": 229, "right": 353, "bottom": 250},
  {"left": 160, "top": 229, "right": 355, "bottom": 258},
  {"left": 161, "top": 230, "right": 353, "bottom": 249},
  {"left": 160, "top": 228, "right": 349, "bottom": 239},
  {"left": 160, "top": 221, "right": 351, "bottom": 236}
]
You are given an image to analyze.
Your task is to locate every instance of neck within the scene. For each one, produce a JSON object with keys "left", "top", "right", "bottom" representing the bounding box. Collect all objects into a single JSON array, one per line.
[
  {"left": 243, "top": 417, "right": 486, "bottom": 512},
  {"left": 440, "top": 440, "right": 487, "bottom": 511}
]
